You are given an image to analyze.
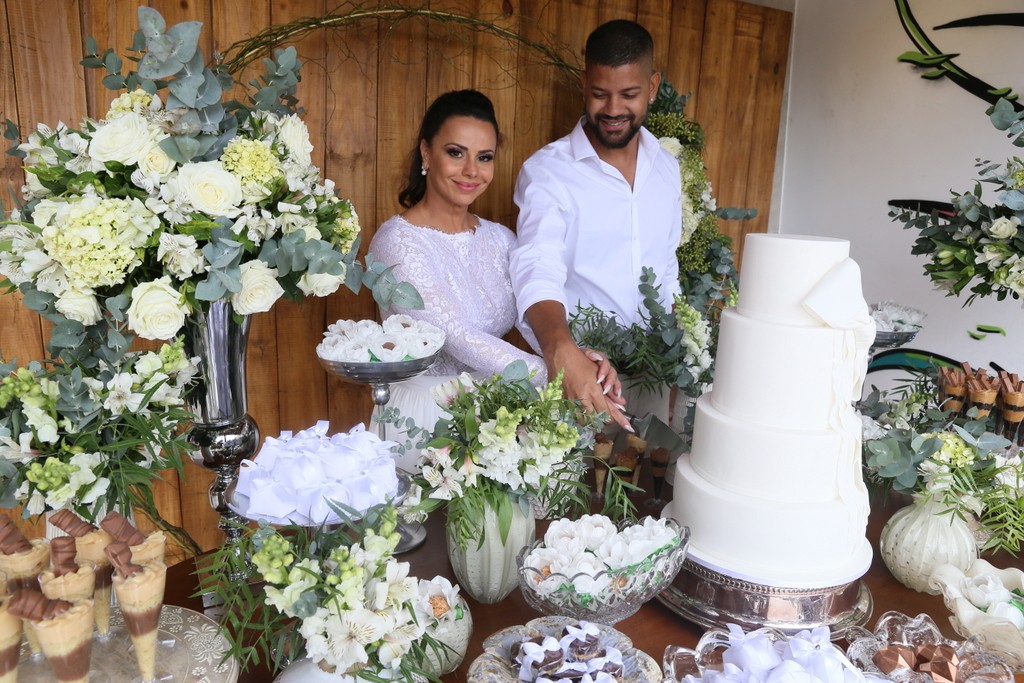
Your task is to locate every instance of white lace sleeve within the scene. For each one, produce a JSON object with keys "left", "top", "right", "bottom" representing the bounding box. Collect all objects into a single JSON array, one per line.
[{"left": 369, "top": 217, "right": 548, "bottom": 385}]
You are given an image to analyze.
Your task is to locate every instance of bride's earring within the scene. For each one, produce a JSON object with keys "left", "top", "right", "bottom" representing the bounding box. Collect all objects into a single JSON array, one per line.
[{"left": 421, "top": 164, "right": 427, "bottom": 176}]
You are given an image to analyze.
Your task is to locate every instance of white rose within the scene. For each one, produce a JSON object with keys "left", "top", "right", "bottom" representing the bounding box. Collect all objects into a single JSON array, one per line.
[
  {"left": 55, "top": 288, "right": 102, "bottom": 325},
  {"left": 137, "top": 140, "right": 176, "bottom": 179},
  {"left": 989, "top": 601, "right": 1024, "bottom": 629},
  {"left": 175, "top": 161, "right": 243, "bottom": 217},
  {"left": 157, "top": 232, "right": 206, "bottom": 279},
  {"left": 986, "top": 216, "right": 1021, "bottom": 240},
  {"left": 277, "top": 114, "right": 313, "bottom": 167},
  {"left": 89, "top": 113, "right": 156, "bottom": 166},
  {"left": 127, "top": 276, "right": 189, "bottom": 339},
  {"left": 297, "top": 271, "right": 345, "bottom": 297},
  {"left": 658, "top": 136, "right": 683, "bottom": 159},
  {"left": 961, "top": 573, "right": 1015, "bottom": 608},
  {"left": 232, "top": 260, "right": 284, "bottom": 314}
]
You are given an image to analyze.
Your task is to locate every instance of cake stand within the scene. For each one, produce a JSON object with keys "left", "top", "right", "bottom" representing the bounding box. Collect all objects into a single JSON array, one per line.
[{"left": 317, "top": 351, "right": 441, "bottom": 553}]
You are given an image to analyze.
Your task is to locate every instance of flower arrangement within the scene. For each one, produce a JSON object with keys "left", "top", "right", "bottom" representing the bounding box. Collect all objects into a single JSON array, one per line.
[
  {"left": 569, "top": 267, "right": 712, "bottom": 398},
  {"left": 645, "top": 77, "right": 749, "bottom": 331},
  {"left": 860, "top": 385, "right": 1024, "bottom": 553},
  {"left": 204, "top": 504, "right": 464, "bottom": 678},
  {"left": 892, "top": 98, "right": 1024, "bottom": 306},
  {"left": 0, "top": 6, "right": 418, "bottom": 362},
  {"left": 317, "top": 315, "right": 445, "bottom": 363},
  {"left": 870, "top": 300, "right": 926, "bottom": 333},
  {"left": 517, "top": 515, "right": 687, "bottom": 624},
  {"left": 399, "top": 361, "right": 633, "bottom": 549},
  {"left": 0, "top": 339, "right": 199, "bottom": 551}
]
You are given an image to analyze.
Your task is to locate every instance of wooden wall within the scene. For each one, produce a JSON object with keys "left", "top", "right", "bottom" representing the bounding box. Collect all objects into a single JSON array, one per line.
[{"left": 0, "top": 0, "right": 791, "bottom": 552}]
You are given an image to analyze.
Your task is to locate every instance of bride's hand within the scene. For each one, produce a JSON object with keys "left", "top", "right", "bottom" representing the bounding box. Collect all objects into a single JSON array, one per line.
[{"left": 582, "top": 348, "right": 624, "bottom": 409}]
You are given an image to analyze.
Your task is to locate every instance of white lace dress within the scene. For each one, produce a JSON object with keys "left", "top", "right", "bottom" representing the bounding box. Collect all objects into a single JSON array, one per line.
[{"left": 368, "top": 214, "right": 547, "bottom": 470}]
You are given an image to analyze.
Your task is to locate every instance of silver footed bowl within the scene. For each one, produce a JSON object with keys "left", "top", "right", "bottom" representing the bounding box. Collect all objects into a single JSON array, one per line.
[
  {"left": 517, "top": 519, "right": 689, "bottom": 625},
  {"left": 869, "top": 329, "right": 918, "bottom": 356},
  {"left": 317, "top": 351, "right": 440, "bottom": 385}
]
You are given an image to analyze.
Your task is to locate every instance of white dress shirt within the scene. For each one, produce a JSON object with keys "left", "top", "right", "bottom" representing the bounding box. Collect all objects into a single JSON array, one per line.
[{"left": 510, "top": 118, "right": 682, "bottom": 345}]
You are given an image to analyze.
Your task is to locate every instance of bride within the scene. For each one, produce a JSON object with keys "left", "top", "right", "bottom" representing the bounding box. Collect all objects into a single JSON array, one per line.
[{"left": 369, "top": 90, "right": 618, "bottom": 471}]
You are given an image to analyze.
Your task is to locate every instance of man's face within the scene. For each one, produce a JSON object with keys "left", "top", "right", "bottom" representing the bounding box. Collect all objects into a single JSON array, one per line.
[{"left": 582, "top": 60, "right": 659, "bottom": 151}]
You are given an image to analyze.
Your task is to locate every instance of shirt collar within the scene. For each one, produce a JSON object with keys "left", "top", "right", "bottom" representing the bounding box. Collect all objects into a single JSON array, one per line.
[{"left": 568, "top": 117, "right": 659, "bottom": 168}]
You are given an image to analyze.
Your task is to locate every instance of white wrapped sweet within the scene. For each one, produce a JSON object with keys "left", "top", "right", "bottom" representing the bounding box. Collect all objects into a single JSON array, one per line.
[
  {"left": 317, "top": 317, "right": 444, "bottom": 362},
  {"left": 234, "top": 421, "right": 400, "bottom": 525},
  {"left": 682, "top": 625, "right": 889, "bottom": 683}
]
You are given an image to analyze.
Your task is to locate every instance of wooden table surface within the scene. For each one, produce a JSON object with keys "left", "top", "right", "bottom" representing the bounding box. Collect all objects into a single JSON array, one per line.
[{"left": 165, "top": 495, "right": 1024, "bottom": 683}]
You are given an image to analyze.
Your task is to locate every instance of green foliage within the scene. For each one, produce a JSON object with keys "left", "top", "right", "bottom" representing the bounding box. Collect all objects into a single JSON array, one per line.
[
  {"left": 859, "top": 376, "right": 1024, "bottom": 554},
  {"left": 570, "top": 268, "right": 709, "bottom": 397}
]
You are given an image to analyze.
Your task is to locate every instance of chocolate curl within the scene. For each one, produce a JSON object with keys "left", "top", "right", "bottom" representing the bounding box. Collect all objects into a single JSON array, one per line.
[
  {"left": 49, "top": 510, "right": 96, "bottom": 538},
  {"left": 99, "top": 511, "right": 145, "bottom": 546},
  {"left": 104, "top": 542, "right": 142, "bottom": 579},
  {"left": 0, "top": 515, "right": 32, "bottom": 555},
  {"left": 7, "top": 589, "right": 70, "bottom": 622},
  {"left": 49, "top": 537, "right": 79, "bottom": 578}
]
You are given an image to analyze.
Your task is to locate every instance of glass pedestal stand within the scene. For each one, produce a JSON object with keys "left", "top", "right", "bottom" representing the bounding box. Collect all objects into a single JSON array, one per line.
[{"left": 318, "top": 353, "right": 440, "bottom": 554}]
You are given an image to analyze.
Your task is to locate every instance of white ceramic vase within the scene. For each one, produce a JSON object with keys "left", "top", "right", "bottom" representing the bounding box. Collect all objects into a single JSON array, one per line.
[
  {"left": 879, "top": 497, "right": 979, "bottom": 594},
  {"left": 446, "top": 493, "right": 536, "bottom": 604}
]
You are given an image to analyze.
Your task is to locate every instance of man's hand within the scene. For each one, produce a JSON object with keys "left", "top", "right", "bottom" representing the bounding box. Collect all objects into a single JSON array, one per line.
[{"left": 525, "top": 301, "right": 631, "bottom": 430}]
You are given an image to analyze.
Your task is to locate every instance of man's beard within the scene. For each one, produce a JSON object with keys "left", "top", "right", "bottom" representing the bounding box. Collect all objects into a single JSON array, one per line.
[{"left": 586, "top": 113, "right": 644, "bottom": 149}]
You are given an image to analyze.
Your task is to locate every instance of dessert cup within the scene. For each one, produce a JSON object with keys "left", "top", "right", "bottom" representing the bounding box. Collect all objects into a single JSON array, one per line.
[
  {"left": 129, "top": 531, "right": 166, "bottom": 565},
  {"left": 113, "top": 560, "right": 167, "bottom": 682},
  {"left": 41, "top": 562, "right": 96, "bottom": 603},
  {"left": 0, "top": 597, "right": 21, "bottom": 683},
  {"left": 33, "top": 600, "right": 95, "bottom": 683},
  {"left": 0, "top": 538, "right": 49, "bottom": 655},
  {"left": 73, "top": 530, "right": 113, "bottom": 636}
]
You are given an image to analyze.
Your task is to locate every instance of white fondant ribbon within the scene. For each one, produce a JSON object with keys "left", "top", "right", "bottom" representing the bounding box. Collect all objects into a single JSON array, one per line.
[{"left": 801, "top": 258, "right": 874, "bottom": 530}]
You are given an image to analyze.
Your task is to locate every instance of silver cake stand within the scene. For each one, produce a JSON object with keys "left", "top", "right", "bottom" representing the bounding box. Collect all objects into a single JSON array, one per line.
[
  {"left": 657, "top": 558, "right": 873, "bottom": 639},
  {"left": 318, "top": 351, "right": 441, "bottom": 553}
]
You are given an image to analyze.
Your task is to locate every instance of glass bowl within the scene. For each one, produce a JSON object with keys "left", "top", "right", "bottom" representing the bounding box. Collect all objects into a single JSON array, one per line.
[
  {"left": 845, "top": 611, "right": 1014, "bottom": 682},
  {"left": 516, "top": 518, "right": 689, "bottom": 625},
  {"left": 468, "top": 616, "right": 661, "bottom": 683}
]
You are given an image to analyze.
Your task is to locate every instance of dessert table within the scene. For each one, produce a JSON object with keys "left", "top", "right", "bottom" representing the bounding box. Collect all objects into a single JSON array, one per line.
[{"left": 164, "top": 495, "right": 1024, "bottom": 683}]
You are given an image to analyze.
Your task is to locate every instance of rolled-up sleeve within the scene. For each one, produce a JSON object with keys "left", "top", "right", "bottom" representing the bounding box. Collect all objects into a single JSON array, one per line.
[{"left": 510, "top": 161, "right": 571, "bottom": 324}]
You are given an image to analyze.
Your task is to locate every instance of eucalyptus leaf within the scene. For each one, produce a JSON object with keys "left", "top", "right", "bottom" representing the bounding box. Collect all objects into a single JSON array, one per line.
[{"left": 136, "top": 6, "right": 166, "bottom": 39}]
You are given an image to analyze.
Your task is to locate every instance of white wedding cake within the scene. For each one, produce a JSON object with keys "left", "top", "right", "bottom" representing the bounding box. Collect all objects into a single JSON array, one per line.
[{"left": 665, "top": 234, "right": 875, "bottom": 588}]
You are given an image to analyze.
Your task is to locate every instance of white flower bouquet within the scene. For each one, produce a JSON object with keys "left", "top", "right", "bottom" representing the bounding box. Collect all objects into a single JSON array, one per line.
[
  {"left": 0, "top": 339, "right": 200, "bottom": 552},
  {"left": 0, "top": 6, "right": 419, "bottom": 355},
  {"left": 516, "top": 515, "right": 688, "bottom": 625},
  {"left": 317, "top": 315, "right": 445, "bottom": 363},
  {"left": 400, "top": 361, "right": 632, "bottom": 551},
  {"left": 205, "top": 504, "right": 464, "bottom": 678}
]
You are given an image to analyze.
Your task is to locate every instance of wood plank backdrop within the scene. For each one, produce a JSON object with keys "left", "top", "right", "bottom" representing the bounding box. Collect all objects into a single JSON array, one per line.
[{"left": 0, "top": 0, "right": 791, "bottom": 556}]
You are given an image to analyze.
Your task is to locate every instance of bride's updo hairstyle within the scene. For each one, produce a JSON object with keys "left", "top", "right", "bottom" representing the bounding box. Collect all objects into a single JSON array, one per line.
[{"left": 398, "top": 89, "right": 501, "bottom": 208}]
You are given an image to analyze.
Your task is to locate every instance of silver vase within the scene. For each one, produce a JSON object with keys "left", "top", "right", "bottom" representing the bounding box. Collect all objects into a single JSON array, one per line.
[{"left": 183, "top": 300, "right": 260, "bottom": 557}]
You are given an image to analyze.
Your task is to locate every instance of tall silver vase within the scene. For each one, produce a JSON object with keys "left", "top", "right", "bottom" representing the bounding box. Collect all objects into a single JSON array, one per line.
[{"left": 183, "top": 301, "right": 260, "bottom": 554}]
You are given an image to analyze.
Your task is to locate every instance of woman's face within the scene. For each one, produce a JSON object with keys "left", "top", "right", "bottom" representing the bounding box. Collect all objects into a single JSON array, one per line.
[{"left": 420, "top": 115, "right": 497, "bottom": 210}]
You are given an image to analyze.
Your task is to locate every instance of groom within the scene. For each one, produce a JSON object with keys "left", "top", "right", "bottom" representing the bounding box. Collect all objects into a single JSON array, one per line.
[{"left": 510, "top": 19, "right": 682, "bottom": 429}]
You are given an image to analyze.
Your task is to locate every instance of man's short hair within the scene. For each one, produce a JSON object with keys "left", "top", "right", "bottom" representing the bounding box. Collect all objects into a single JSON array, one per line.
[{"left": 584, "top": 20, "right": 654, "bottom": 68}]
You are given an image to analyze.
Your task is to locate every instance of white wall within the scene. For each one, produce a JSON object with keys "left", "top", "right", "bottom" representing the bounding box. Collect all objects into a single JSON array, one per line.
[{"left": 778, "top": 0, "right": 1024, "bottom": 373}]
